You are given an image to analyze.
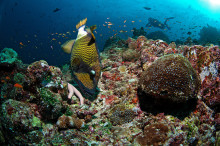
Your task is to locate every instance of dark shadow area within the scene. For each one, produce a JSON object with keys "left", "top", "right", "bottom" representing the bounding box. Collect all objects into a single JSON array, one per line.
[
  {"left": 146, "top": 31, "right": 170, "bottom": 43},
  {"left": 137, "top": 88, "right": 198, "bottom": 120}
]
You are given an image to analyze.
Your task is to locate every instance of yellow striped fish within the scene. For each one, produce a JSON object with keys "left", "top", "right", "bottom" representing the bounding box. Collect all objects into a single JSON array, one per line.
[{"left": 61, "top": 18, "right": 101, "bottom": 99}]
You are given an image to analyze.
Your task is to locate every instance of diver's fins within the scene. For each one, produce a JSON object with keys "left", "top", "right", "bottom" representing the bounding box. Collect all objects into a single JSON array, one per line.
[{"left": 61, "top": 39, "right": 75, "bottom": 54}]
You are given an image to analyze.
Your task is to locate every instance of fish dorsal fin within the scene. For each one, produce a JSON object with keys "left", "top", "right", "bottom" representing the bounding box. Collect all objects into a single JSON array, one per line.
[
  {"left": 90, "top": 25, "right": 96, "bottom": 40},
  {"left": 76, "top": 18, "right": 87, "bottom": 29},
  {"left": 61, "top": 39, "right": 75, "bottom": 54},
  {"left": 90, "top": 25, "right": 97, "bottom": 32}
]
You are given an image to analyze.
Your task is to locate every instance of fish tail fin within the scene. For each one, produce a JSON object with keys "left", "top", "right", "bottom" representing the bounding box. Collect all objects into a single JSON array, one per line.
[{"left": 76, "top": 18, "right": 87, "bottom": 29}]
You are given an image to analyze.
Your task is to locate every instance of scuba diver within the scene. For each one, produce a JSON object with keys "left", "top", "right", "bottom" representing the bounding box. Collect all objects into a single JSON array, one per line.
[{"left": 146, "top": 17, "right": 174, "bottom": 30}]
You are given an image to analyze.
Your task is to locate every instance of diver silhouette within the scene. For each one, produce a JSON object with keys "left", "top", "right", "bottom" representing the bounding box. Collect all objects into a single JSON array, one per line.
[{"left": 146, "top": 17, "right": 174, "bottom": 30}]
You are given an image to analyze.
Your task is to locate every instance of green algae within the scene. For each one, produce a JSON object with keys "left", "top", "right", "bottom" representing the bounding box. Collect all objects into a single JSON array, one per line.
[
  {"left": 40, "top": 88, "right": 58, "bottom": 106},
  {"left": 32, "top": 116, "right": 43, "bottom": 128},
  {"left": 13, "top": 73, "right": 25, "bottom": 84}
]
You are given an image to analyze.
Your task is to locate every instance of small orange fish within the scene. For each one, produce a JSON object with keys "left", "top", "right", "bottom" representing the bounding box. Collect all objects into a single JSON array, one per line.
[
  {"left": 132, "top": 97, "right": 139, "bottom": 104},
  {"left": 5, "top": 76, "right": 10, "bottom": 80},
  {"left": 14, "top": 83, "right": 23, "bottom": 88},
  {"left": 19, "top": 42, "right": 24, "bottom": 45},
  {"left": 1, "top": 80, "right": 5, "bottom": 83}
]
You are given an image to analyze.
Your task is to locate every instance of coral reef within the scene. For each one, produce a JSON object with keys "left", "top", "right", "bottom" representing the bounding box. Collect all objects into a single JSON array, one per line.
[
  {"left": 0, "top": 35, "right": 218, "bottom": 145},
  {"left": 135, "top": 123, "right": 169, "bottom": 145},
  {"left": 56, "top": 114, "right": 85, "bottom": 129},
  {"left": 1, "top": 99, "right": 43, "bottom": 144},
  {"left": 108, "top": 104, "right": 136, "bottom": 125},
  {"left": 182, "top": 45, "right": 220, "bottom": 112},
  {"left": 122, "top": 48, "right": 140, "bottom": 62}
]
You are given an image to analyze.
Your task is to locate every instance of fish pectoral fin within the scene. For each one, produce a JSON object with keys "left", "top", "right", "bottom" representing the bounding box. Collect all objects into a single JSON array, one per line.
[
  {"left": 71, "top": 57, "right": 81, "bottom": 70},
  {"left": 61, "top": 39, "right": 75, "bottom": 54}
]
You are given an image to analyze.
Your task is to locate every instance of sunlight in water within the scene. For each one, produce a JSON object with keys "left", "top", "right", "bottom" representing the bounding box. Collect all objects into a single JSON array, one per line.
[
  {"left": 202, "top": 0, "right": 220, "bottom": 9},
  {"left": 209, "top": 0, "right": 220, "bottom": 6}
]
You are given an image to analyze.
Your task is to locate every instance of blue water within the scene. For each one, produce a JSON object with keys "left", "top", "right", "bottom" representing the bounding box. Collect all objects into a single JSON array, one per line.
[{"left": 0, "top": 0, "right": 219, "bottom": 65}]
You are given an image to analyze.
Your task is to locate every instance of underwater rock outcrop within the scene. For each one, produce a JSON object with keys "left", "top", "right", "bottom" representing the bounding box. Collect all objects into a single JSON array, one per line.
[
  {"left": 1, "top": 99, "right": 43, "bottom": 144},
  {"left": 199, "top": 25, "right": 220, "bottom": 45},
  {"left": 146, "top": 31, "right": 170, "bottom": 43},
  {"left": 135, "top": 123, "right": 169, "bottom": 145},
  {"left": 132, "top": 27, "right": 147, "bottom": 39},
  {"left": 138, "top": 54, "right": 201, "bottom": 116}
]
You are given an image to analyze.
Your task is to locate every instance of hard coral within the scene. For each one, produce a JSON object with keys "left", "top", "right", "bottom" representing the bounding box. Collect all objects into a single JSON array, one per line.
[
  {"left": 200, "top": 75, "right": 220, "bottom": 112},
  {"left": 39, "top": 88, "right": 63, "bottom": 121},
  {"left": 122, "top": 49, "right": 140, "bottom": 62},
  {"left": 138, "top": 54, "right": 200, "bottom": 116},
  {"left": 1, "top": 99, "right": 44, "bottom": 144},
  {"left": 108, "top": 104, "right": 136, "bottom": 125},
  {"left": 26, "top": 60, "right": 51, "bottom": 85},
  {"left": 56, "top": 114, "right": 85, "bottom": 129},
  {"left": 135, "top": 123, "right": 169, "bottom": 146}
]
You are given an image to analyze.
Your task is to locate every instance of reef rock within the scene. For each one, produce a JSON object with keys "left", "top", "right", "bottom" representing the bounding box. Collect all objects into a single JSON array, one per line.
[
  {"left": 138, "top": 54, "right": 200, "bottom": 115},
  {"left": 135, "top": 123, "right": 169, "bottom": 145},
  {"left": 0, "top": 99, "right": 43, "bottom": 144}
]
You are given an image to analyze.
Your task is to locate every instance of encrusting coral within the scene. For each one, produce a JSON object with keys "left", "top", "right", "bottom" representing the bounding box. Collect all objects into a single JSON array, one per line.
[
  {"left": 56, "top": 114, "right": 85, "bottom": 129},
  {"left": 135, "top": 123, "right": 169, "bottom": 145}
]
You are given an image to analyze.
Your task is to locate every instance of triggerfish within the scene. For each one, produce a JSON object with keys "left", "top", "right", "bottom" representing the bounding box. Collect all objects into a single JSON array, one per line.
[{"left": 61, "top": 18, "right": 101, "bottom": 99}]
